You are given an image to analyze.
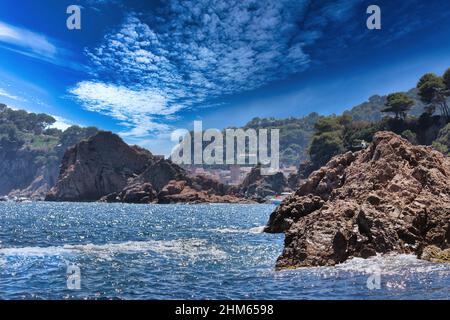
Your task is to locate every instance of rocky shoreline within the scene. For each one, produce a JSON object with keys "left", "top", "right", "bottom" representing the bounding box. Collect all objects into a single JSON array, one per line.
[
  {"left": 265, "top": 131, "right": 450, "bottom": 268},
  {"left": 4, "top": 129, "right": 449, "bottom": 267}
]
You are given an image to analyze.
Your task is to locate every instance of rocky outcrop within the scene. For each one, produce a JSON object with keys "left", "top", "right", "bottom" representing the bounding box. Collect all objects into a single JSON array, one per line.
[
  {"left": 46, "top": 131, "right": 153, "bottom": 201},
  {"left": 99, "top": 157, "right": 188, "bottom": 203},
  {"left": 287, "top": 161, "right": 315, "bottom": 190},
  {"left": 158, "top": 180, "right": 253, "bottom": 204},
  {"left": 265, "top": 131, "right": 450, "bottom": 268},
  {"left": 239, "top": 165, "right": 290, "bottom": 201},
  {"left": 48, "top": 131, "right": 250, "bottom": 204},
  {"left": 129, "top": 159, "right": 187, "bottom": 191},
  {"left": 100, "top": 183, "right": 158, "bottom": 204}
]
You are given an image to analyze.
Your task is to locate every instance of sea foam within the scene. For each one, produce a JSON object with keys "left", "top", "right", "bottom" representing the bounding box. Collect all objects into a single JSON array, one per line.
[{"left": 0, "top": 239, "right": 228, "bottom": 260}]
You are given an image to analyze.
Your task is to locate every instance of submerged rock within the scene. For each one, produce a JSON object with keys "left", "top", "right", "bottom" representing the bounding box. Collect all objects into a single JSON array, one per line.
[{"left": 265, "top": 131, "right": 450, "bottom": 268}]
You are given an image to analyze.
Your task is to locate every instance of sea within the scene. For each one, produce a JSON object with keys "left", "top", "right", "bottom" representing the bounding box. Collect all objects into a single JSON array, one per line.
[{"left": 0, "top": 202, "right": 449, "bottom": 300}]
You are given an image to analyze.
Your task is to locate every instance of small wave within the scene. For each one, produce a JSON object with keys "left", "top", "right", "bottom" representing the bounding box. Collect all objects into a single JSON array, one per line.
[
  {"left": 209, "top": 226, "right": 266, "bottom": 234},
  {"left": 249, "top": 226, "right": 266, "bottom": 234},
  {"left": 0, "top": 239, "right": 227, "bottom": 260},
  {"left": 335, "top": 253, "right": 450, "bottom": 275}
]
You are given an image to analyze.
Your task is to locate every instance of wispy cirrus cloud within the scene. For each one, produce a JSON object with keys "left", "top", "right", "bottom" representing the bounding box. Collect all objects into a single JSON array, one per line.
[
  {"left": 0, "top": 87, "right": 23, "bottom": 101},
  {"left": 71, "top": 0, "right": 359, "bottom": 138},
  {"left": 0, "top": 20, "right": 82, "bottom": 70},
  {"left": 0, "top": 21, "right": 56, "bottom": 58}
]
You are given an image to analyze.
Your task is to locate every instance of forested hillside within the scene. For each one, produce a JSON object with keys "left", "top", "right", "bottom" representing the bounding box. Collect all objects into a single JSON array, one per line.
[
  {"left": 343, "top": 88, "right": 426, "bottom": 122},
  {"left": 241, "top": 112, "right": 319, "bottom": 166},
  {"left": 0, "top": 104, "right": 97, "bottom": 198},
  {"left": 241, "top": 68, "right": 450, "bottom": 168}
]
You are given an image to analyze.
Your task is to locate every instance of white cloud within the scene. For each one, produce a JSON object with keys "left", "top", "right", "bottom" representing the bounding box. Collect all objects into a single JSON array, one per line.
[
  {"left": 0, "top": 20, "right": 82, "bottom": 70},
  {"left": 118, "top": 116, "right": 171, "bottom": 137},
  {"left": 72, "top": 0, "right": 358, "bottom": 138},
  {"left": 0, "top": 21, "right": 56, "bottom": 59},
  {"left": 71, "top": 82, "right": 169, "bottom": 116},
  {"left": 70, "top": 81, "right": 180, "bottom": 136},
  {"left": 0, "top": 87, "right": 22, "bottom": 101},
  {"left": 49, "top": 116, "right": 73, "bottom": 131}
]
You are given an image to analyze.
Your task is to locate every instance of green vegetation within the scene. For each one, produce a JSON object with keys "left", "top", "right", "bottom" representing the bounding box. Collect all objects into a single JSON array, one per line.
[
  {"left": 0, "top": 103, "right": 98, "bottom": 193},
  {"left": 307, "top": 113, "right": 449, "bottom": 170},
  {"left": 343, "top": 90, "right": 426, "bottom": 122},
  {"left": 186, "top": 113, "right": 320, "bottom": 168},
  {"left": 21, "top": 132, "right": 60, "bottom": 151},
  {"left": 401, "top": 129, "right": 418, "bottom": 145},
  {"left": 381, "top": 92, "right": 414, "bottom": 120},
  {"left": 417, "top": 71, "right": 450, "bottom": 118},
  {"left": 0, "top": 122, "right": 24, "bottom": 151},
  {"left": 0, "top": 103, "right": 97, "bottom": 155},
  {"left": 186, "top": 68, "right": 450, "bottom": 170},
  {"left": 432, "top": 123, "right": 450, "bottom": 155},
  {"left": 243, "top": 113, "right": 319, "bottom": 166},
  {"left": 303, "top": 69, "right": 450, "bottom": 169},
  {"left": 2, "top": 67, "right": 449, "bottom": 190},
  {"left": 444, "top": 68, "right": 450, "bottom": 89},
  {"left": 309, "top": 116, "right": 345, "bottom": 168},
  {"left": 310, "top": 131, "right": 345, "bottom": 168},
  {"left": 259, "top": 68, "right": 450, "bottom": 170},
  {"left": 308, "top": 114, "right": 378, "bottom": 169}
]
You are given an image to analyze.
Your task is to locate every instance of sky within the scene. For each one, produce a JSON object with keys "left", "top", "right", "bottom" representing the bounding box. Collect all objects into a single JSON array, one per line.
[{"left": 0, "top": 0, "right": 450, "bottom": 155}]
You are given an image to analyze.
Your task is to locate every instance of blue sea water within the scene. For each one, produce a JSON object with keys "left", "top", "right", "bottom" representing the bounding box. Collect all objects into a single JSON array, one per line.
[{"left": 0, "top": 202, "right": 449, "bottom": 300}]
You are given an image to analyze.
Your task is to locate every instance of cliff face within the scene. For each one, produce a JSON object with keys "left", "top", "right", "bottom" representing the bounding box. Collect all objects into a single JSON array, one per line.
[
  {"left": 265, "top": 131, "right": 450, "bottom": 268},
  {"left": 8, "top": 164, "right": 59, "bottom": 199},
  {"left": 0, "top": 149, "right": 44, "bottom": 196},
  {"left": 0, "top": 147, "right": 66, "bottom": 200},
  {"left": 47, "top": 131, "right": 249, "bottom": 203}
]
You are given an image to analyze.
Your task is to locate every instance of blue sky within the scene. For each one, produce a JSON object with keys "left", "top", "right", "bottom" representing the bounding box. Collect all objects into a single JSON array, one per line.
[{"left": 1, "top": 0, "right": 450, "bottom": 155}]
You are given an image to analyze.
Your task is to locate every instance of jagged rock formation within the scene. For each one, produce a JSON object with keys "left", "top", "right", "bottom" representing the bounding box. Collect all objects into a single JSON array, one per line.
[
  {"left": 265, "top": 131, "right": 450, "bottom": 268},
  {"left": 46, "top": 132, "right": 152, "bottom": 201},
  {"left": 157, "top": 180, "right": 251, "bottom": 204},
  {"left": 287, "top": 160, "right": 315, "bottom": 190},
  {"left": 99, "top": 155, "right": 188, "bottom": 203},
  {"left": 239, "top": 165, "right": 290, "bottom": 201},
  {"left": 47, "top": 131, "right": 250, "bottom": 204},
  {"left": 100, "top": 183, "right": 158, "bottom": 204}
]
